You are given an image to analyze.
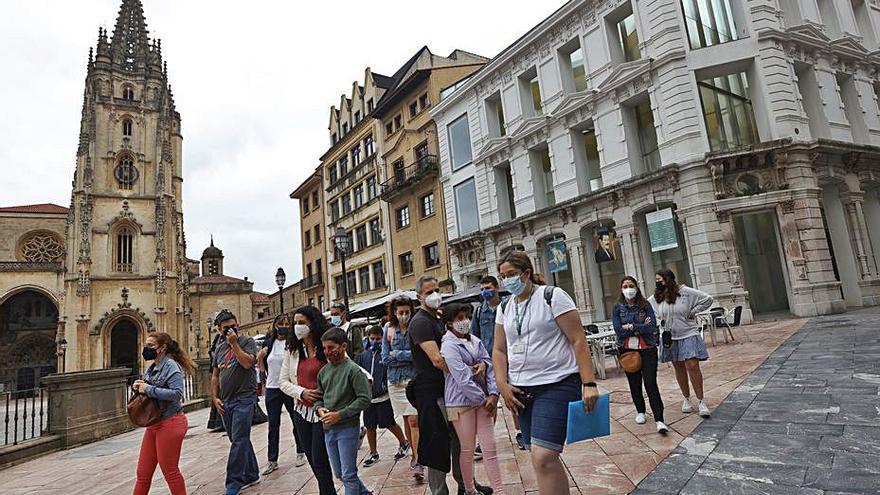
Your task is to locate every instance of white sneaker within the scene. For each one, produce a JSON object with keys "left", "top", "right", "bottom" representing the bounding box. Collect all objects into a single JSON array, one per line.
[
  {"left": 295, "top": 452, "right": 307, "bottom": 467},
  {"left": 241, "top": 476, "right": 262, "bottom": 491},
  {"left": 635, "top": 413, "right": 646, "bottom": 424},
  {"left": 260, "top": 462, "right": 277, "bottom": 476},
  {"left": 656, "top": 421, "right": 669, "bottom": 434},
  {"left": 682, "top": 398, "right": 693, "bottom": 413},
  {"left": 698, "top": 400, "right": 711, "bottom": 418}
]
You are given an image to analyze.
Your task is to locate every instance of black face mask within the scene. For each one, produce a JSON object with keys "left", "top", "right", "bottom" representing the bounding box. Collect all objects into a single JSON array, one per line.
[
  {"left": 276, "top": 326, "right": 290, "bottom": 338},
  {"left": 142, "top": 346, "right": 158, "bottom": 361},
  {"left": 656, "top": 281, "right": 664, "bottom": 291}
]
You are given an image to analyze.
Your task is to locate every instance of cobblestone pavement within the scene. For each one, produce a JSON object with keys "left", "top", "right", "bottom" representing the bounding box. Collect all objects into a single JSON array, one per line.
[
  {"left": 635, "top": 308, "right": 880, "bottom": 494},
  {"left": 0, "top": 318, "right": 805, "bottom": 494}
]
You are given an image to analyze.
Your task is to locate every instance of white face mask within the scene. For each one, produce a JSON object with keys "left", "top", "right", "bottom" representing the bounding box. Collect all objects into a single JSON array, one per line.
[
  {"left": 424, "top": 292, "right": 443, "bottom": 309},
  {"left": 294, "top": 324, "right": 310, "bottom": 340},
  {"left": 397, "top": 313, "right": 410, "bottom": 325},
  {"left": 452, "top": 319, "right": 471, "bottom": 334},
  {"left": 622, "top": 288, "right": 638, "bottom": 300}
]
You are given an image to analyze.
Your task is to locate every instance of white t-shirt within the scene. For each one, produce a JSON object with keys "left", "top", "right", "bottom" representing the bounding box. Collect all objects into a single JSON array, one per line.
[
  {"left": 265, "top": 339, "right": 287, "bottom": 389},
  {"left": 495, "top": 285, "right": 579, "bottom": 387}
]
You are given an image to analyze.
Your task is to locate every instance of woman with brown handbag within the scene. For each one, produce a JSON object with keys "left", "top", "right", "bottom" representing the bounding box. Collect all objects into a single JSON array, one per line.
[
  {"left": 131, "top": 332, "right": 195, "bottom": 495},
  {"left": 612, "top": 276, "right": 667, "bottom": 435}
]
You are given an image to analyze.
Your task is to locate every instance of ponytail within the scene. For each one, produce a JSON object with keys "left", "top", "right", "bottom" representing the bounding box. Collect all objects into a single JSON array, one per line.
[{"left": 153, "top": 332, "right": 196, "bottom": 374}]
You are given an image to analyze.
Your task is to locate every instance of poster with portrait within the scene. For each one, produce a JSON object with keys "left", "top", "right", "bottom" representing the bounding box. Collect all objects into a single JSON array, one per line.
[
  {"left": 593, "top": 227, "right": 617, "bottom": 263},
  {"left": 546, "top": 239, "right": 569, "bottom": 274}
]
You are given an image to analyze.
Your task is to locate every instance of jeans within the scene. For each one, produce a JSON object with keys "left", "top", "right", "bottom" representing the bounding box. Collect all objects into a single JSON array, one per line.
[
  {"left": 518, "top": 373, "right": 581, "bottom": 452},
  {"left": 294, "top": 412, "right": 337, "bottom": 495},
  {"left": 427, "top": 400, "right": 464, "bottom": 495},
  {"left": 453, "top": 407, "right": 505, "bottom": 494},
  {"left": 325, "top": 426, "right": 370, "bottom": 495},
  {"left": 221, "top": 396, "right": 260, "bottom": 495},
  {"left": 265, "top": 387, "right": 303, "bottom": 462},
  {"left": 133, "top": 413, "right": 188, "bottom": 495},
  {"left": 622, "top": 348, "right": 664, "bottom": 422}
]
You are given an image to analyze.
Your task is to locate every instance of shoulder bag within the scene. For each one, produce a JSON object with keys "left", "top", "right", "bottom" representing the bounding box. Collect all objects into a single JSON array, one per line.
[{"left": 127, "top": 385, "right": 164, "bottom": 427}]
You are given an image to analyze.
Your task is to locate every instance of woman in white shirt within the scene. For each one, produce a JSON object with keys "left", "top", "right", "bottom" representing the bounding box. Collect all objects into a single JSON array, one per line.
[
  {"left": 279, "top": 306, "right": 336, "bottom": 495},
  {"left": 257, "top": 315, "right": 306, "bottom": 475},
  {"left": 493, "top": 251, "right": 599, "bottom": 495}
]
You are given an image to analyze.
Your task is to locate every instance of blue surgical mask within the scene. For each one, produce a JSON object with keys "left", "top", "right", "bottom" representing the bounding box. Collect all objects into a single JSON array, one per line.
[
  {"left": 481, "top": 289, "right": 497, "bottom": 301},
  {"left": 330, "top": 315, "right": 342, "bottom": 327},
  {"left": 502, "top": 275, "right": 526, "bottom": 296}
]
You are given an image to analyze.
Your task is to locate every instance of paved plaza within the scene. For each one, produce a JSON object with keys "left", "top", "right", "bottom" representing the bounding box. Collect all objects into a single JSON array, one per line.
[{"left": 5, "top": 313, "right": 878, "bottom": 494}]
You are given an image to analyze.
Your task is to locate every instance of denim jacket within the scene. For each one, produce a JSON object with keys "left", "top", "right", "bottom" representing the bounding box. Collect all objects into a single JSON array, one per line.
[
  {"left": 440, "top": 331, "right": 498, "bottom": 408},
  {"left": 611, "top": 301, "right": 660, "bottom": 349},
  {"left": 144, "top": 357, "right": 185, "bottom": 420},
  {"left": 381, "top": 325, "right": 416, "bottom": 385},
  {"left": 470, "top": 300, "right": 499, "bottom": 356}
]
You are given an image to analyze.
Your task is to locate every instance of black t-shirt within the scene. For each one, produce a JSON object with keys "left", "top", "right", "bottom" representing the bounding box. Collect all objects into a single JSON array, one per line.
[{"left": 408, "top": 308, "right": 445, "bottom": 386}]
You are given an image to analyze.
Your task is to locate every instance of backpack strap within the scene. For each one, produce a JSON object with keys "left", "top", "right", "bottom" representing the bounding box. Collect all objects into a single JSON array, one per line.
[
  {"left": 543, "top": 286, "right": 555, "bottom": 307},
  {"left": 500, "top": 298, "right": 510, "bottom": 313}
]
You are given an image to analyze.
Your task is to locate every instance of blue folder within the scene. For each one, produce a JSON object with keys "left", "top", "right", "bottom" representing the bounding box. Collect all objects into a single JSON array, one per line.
[{"left": 565, "top": 394, "right": 611, "bottom": 444}]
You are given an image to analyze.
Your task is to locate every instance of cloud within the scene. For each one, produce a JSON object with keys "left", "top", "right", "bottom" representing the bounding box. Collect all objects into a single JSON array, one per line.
[{"left": 0, "top": 0, "right": 565, "bottom": 293}]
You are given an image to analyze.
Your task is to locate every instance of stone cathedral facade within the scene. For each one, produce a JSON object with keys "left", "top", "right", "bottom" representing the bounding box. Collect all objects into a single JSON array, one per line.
[{"left": 0, "top": 0, "right": 190, "bottom": 388}]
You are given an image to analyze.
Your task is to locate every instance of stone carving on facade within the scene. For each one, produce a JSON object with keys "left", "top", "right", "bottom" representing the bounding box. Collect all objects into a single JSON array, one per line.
[
  {"left": 780, "top": 200, "right": 796, "bottom": 214},
  {"left": 155, "top": 266, "right": 167, "bottom": 294},
  {"left": 76, "top": 270, "right": 90, "bottom": 297},
  {"left": 78, "top": 195, "right": 93, "bottom": 263},
  {"left": 91, "top": 298, "right": 155, "bottom": 336},
  {"left": 19, "top": 231, "right": 65, "bottom": 263},
  {"left": 708, "top": 148, "right": 788, "bottom": 199}
]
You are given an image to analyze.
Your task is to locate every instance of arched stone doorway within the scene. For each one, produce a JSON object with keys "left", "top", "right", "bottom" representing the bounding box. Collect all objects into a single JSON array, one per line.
[
  {"left": 0, "top": 289, "right": 58, "bottom": 391},
  {"left": 110, "top": 319, "right": 139, "bottom": 376}
]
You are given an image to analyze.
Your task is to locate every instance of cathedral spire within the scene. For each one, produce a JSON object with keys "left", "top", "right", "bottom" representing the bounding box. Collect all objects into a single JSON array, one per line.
[{"left": 110, "top": 0, "right": 150, "bottom": 70}]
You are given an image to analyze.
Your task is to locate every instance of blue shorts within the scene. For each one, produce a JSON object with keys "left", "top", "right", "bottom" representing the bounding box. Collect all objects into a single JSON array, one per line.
[{"left": 516, "top": 373, "right": 581, "bottom": 453}]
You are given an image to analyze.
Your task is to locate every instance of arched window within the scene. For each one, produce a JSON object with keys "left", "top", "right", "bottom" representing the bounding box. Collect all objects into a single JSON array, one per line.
[
  {"left": 122, "top": 119, "right": 133, "bottom": 137},
  {"left": 115, "top": 225, "right": 134, "bottom": 273},
  {"left": 115, "top": 156, "right": 138, "bottom": 190},
  {"left": 122, "top": 86, "right": 135, "bottom": 101}
]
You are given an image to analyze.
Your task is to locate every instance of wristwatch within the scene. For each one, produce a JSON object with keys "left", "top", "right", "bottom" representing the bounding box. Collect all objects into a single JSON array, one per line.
[{"left": 583, "top": 382, "right": 597, "bottom": 388}]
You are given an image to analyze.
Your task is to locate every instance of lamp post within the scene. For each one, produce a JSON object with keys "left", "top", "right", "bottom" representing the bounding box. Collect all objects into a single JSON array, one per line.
[
  {"left": 194, "top": 324, "right": 202, "bottom": 359},
  {"left": 332, "top": 227, "right": 351, "bottom": 312},
  {"left": 276, "top": 267, "right": 287, "bottom": 316},
  {"left": 59, "top": 338, "right": 68, "bottom": 373}
]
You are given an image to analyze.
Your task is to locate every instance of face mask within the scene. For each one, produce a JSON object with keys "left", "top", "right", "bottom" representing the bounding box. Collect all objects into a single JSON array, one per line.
[
  {"left": 425, "top": 292, "right": 443, "bottom": 309},
  {"left": 325, "top": 349, "right": 344, "bottom": 364},
  {"left": 142, "top": 346, "right": 158, "bottom": 361},
  {"left": 276, "top": 326, "right": 290, "bottom": 338},
  {"left": 481, "top": 289, "right": 497, "bottom": 301},
  {"left": 368, "top": 340, "right": 381, "bottom": 351},
  {"left": 622, "top": 288, "right": 638, "bottom": 300},
  {"left": 397, "top": 313, "right": 410, "bottom": 325},
  {"left": 452, "top": 319, "right": 471, "bottom": 334},
  {"left": 655, "top": 281, "right": 664, "bottom": 291},
  {"left": 330, "top": 315, "right": 342, "bottom": 327},
  {"left": 294, "top": 324, "right": 310, "bottom": 340},
  {"left": 502, "top": 274, "right": 526, "bottom": 296}
]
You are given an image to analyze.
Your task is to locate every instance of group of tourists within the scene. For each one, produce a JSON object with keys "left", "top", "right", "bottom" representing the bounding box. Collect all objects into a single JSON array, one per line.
[{"left": 128, "top": 248, "right": 716, "bottom": 495}]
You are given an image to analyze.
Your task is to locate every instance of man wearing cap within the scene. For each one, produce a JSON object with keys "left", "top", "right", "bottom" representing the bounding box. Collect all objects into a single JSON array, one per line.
[
  {"left": 210, "top": 309, "right": 261, "bottom": 495},
  {"left": 330, "top": 303, "right": 364, "bottom": 360}
]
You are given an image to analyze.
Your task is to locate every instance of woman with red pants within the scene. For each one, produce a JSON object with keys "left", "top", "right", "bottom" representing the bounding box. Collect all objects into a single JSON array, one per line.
[{"left": 131, "top": 332, "right": 195, "bottom": 495}]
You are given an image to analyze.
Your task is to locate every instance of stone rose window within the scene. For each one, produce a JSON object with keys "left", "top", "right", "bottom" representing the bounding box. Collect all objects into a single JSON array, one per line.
[{"left": 19, "top": 232, "right": 65, "bottom": 262}]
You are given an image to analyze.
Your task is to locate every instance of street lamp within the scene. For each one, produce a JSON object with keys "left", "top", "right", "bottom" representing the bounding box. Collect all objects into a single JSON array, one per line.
[
  {"left": 332, "top": 227, "right": 351, "bottom": 312},
  {"left": 59, "top": 338, "right": 68, "bottom": 373},
  {"left": 276, "top": 267, "right": 287, "bottom": 316},
  {"left": 194, "top": 324, "right": 202, "bottom": 359}
]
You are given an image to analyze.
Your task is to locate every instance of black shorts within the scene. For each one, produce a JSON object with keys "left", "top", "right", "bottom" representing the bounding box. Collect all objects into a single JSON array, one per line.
[{"left": 363, "top": 400, "right": 396, "bottom": 429}]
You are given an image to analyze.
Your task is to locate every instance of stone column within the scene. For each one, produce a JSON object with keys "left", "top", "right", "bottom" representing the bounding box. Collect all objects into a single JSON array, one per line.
[
  {"left": 562, "top": 223, "right": 591, "bottom": 320},
  {"left": 193, "top": 357, "right": 213, "bottom": 400},
  {"left": 42, "top": 368, "right": 133, "bottom": 448},
  {"left": 616, "top": 223, "right": 644, "bottom": 286},
  {"left": 843, "top": 194, "right": 877, "bottom": 279}
]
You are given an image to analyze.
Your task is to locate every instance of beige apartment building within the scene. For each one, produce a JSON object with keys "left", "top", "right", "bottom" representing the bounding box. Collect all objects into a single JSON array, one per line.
[
  {"left": 374, "top": 48, "right": 487, "bottom": 292},
  {"left": 291, "top": 168, "right": 329, "bottom": 311},
  {"left": 321, "top": 69, "right": 395, "bottom": 306}
]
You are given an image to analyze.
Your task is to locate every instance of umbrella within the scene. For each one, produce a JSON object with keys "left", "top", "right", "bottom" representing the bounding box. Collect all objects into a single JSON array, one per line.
[{"left": 349, "top": 290, "right": 418, "bottom": 318}]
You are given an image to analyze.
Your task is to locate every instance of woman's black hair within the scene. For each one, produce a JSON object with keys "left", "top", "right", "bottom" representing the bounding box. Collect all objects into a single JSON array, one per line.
[
  {"left": 654, "top": 269, "right": 681, "bottom": 304},
  {"left": 288, "top": 305, "right": 328, "bottom": 361}
]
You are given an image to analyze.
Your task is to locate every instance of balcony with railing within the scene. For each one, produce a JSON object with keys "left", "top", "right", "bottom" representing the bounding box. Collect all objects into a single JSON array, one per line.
[
  {"left": 381, "top": 154, "right": 439, "bottom": 201},
  {"left": 303, "top": 273, "right": 324, "bottom": 289}
]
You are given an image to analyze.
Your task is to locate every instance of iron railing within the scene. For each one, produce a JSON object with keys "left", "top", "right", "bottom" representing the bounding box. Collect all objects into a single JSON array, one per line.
[
  {"left": 2, "top": 387, "right": 48, "bottom": 446},
  {"left": 303, "top": 273, "right": 324, "bottom": 288},
  {"left": 380, "top": 154, "right": 438, "bottom": 200}
]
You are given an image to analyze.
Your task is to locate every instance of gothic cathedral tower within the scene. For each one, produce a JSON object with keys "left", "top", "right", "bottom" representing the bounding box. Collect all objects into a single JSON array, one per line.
[{"left": 61, "top": 0, "right": 190, "bottom": 374}]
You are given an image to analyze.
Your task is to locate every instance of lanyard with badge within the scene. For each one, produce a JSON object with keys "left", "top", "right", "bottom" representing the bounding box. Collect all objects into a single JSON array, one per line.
[{"left": 511, "top": 288, "right": 534, "bottom": 355}]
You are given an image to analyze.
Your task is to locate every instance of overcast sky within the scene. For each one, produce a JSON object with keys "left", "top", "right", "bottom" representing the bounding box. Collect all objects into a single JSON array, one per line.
[{"left": 0, "top": 0, "right": 563, "bottom": 293}]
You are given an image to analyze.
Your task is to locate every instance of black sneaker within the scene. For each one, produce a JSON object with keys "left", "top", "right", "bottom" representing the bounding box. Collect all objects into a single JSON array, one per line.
[
  {"left": 473, "top": 445, "right": 483, "bottom": 461},
  {"left": 515, "top": 431, "right": 526, "bottom": 450},
  {"left": 363, "top": 452, "right": 380, "bottom": 467},
  {"left": 394, "top": 442, "right": 410, "bottom": 461},
  {"left": 458, "top": 484, "right": 493, "bottom": 495}
]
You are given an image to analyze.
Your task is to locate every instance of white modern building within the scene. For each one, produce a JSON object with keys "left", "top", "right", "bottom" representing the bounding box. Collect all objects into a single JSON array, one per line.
[{"left": 433, "top": 0, "right": 880, "bottom": 323}]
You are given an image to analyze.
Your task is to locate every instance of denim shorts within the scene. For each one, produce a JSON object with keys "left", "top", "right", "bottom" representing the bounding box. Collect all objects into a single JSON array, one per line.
[{"left": 517, "top": 373, "right": 581, "bottom": 453}]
